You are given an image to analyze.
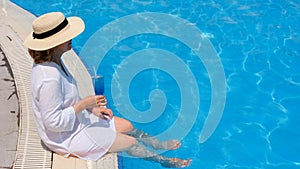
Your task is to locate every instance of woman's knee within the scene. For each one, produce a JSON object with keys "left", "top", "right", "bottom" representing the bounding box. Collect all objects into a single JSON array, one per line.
[
  {"left": 124, "top": 119, "right": 134, "bottom": 132},
  {"left": 115, "top": 117, "right": 134, "bottom": 133}
]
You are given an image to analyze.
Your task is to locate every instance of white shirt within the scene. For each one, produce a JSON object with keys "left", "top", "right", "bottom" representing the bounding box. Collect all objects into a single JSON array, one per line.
[{"left": 30, "top": 61, "right": 116, "bottom": 160}]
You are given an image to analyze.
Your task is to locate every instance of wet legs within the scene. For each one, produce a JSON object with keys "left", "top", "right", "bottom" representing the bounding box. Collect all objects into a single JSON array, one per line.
[
  {"left": 126, "top": 143, "right": 191, "bottom": 168},
  {"left": 126, "top": 128, "right": 181, "bottom": 150}
]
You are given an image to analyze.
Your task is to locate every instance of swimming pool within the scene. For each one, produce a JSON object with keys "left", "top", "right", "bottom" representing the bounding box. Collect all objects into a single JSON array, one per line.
[{"left": 12, "top": 0, "right": 300, "bottom": 168}]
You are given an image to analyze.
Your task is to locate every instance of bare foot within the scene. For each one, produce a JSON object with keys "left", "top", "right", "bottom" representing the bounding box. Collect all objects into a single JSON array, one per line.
[
  {"left": 157, "top": 140, "right": 181, "bottom": 150},
  {"left": 161, "top": 158, "right": 192, "bottom": 168}
]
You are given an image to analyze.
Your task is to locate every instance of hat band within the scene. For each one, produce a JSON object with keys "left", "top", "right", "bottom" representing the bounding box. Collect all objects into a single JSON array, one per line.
[{"left": 32, "top": 18, "right": 68, "bottom": 39}]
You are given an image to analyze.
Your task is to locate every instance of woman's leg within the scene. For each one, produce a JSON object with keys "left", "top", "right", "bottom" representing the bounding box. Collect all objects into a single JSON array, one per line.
[
  {"left": 114, "top": 116, "right": 133, "bottom": 133},
  {"left": 108, "top": 132, "right": 137, "bottom": 152},
  {"left": 109, "top": 133, "right": 191, "bottom": 168},
  {"left": 114, "top": 117, "right": 180, "bottom": 150},
  {"left": 126, "top": 128, "right": 181, "bottom": 150},
  {"left": 127, "top": 144, "right": 191, "bottom": 168}
]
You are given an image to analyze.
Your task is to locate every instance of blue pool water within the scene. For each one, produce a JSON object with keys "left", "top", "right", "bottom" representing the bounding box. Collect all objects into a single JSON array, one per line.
[{"left": 12, "top": 0, "right": 300, "bottom": 168}]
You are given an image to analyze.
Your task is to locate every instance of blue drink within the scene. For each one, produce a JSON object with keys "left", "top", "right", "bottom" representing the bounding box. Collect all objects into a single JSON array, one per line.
[
  {"left": 92, "top": 75, "right": 110, "bottom": 119},
  {"left": 92, "top": 75, "right": 104, "bottom": 95}
]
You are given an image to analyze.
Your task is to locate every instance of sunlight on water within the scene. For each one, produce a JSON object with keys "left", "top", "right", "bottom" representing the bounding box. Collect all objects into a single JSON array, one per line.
[{"left": 11, "top": 0, "right": 300, "bottom": 168}]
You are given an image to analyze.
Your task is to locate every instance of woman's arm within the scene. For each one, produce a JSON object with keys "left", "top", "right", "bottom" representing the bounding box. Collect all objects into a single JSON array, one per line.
[
  {"left": 38, "top": 79, "right": 76, "bottom": 132},
  {"left": 37, "top": 79, "right": 108, "bottom": 132}
]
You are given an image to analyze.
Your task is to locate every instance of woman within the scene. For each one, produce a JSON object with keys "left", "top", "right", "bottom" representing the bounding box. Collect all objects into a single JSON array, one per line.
[{"left": 24, "top": 12, "right": 191, "bottom": 168}]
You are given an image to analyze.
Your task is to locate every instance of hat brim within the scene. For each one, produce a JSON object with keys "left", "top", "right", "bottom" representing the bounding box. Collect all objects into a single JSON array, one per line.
[{"left": 24, "top": 16, "right": 85, "bottom": 51}]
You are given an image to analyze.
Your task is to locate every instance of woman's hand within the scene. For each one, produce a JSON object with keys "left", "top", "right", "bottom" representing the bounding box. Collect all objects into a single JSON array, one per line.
[
  {"left": 94, "top": 95, "right": 107, "bottom": 107},
  {"left": 73, "top": 95, "right": 107, "bottom": 113},
  {"left": 91, "top": 107, "right": 114, "bottom": 120},
  {"left": 86, "top": 95, "right": 107, "bottom": 109}
]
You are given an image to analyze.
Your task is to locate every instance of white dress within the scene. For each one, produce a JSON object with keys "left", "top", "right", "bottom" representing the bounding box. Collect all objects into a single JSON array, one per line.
[{"left": 30, "top": 61, "right": 116, "bottom": 160}]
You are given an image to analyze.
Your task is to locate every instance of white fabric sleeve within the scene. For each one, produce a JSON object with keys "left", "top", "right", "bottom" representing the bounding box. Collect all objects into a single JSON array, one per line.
[{"left": 38, "top": 78, "right": 76, "bottom": 132}]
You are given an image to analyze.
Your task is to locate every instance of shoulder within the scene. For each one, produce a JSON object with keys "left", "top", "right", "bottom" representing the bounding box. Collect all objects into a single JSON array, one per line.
[
  {"left": 30, "top": 62, "right": 64, "bottom": 99},
  {"left": 31, "top": 62, "right": 64, "bottom": 87},
  {"left": 32, "top": 62, "right": 62, "bottom": 79}
]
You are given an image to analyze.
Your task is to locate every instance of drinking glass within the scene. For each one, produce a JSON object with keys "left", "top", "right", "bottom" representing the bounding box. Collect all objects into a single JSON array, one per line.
[
  {"left": 92, "top": 75, "right": 110, "bottom": 119},
  {"left": 92, "top": 75, "right": 104, "bottom": 95}
]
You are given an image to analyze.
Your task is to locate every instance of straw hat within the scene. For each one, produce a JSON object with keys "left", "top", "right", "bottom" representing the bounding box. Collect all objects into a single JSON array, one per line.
[{"left": 24, "top": 12, "right": 85, "bottom": 51}]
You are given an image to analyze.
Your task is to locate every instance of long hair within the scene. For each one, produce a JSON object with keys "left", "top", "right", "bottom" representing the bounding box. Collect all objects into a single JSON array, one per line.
[{"left": 28, "top": 48, "right": 55, "bottom": 64}]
